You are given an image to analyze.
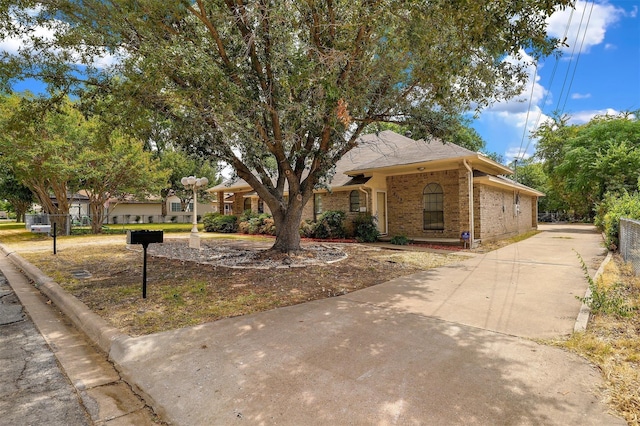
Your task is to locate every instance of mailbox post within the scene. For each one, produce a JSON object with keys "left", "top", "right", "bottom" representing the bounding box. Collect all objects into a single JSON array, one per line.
[{"left": 127, "top": 230, "right": 163, "bottom": 298}]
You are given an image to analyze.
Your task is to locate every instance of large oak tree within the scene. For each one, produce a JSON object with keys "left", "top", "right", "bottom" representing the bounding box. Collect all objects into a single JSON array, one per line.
[{"left": 0, "top": 0, "right": 571, "bottom": 251}]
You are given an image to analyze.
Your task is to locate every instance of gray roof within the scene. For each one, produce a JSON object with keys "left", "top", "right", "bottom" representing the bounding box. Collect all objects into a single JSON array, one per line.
[
  {"left": 331, "top": 130, "right": 480, "bottom": 186},
  {"left": 210, "top": 130, "right": 509, "bottom": 192}
]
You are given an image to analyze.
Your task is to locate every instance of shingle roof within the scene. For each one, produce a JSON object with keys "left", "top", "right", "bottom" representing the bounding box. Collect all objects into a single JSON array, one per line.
[{"left": 209, "top": 130, "right": 510, "bottom": 192}]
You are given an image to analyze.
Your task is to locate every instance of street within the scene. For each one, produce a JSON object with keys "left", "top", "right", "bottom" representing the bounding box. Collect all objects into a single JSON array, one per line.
[{"left": 0, "top": 272, "right": 91, "bottom": 425}]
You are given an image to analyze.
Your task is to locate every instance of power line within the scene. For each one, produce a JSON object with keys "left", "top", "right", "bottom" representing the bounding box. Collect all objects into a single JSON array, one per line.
[
  {"left": 561, "top": 1, "right": 595, "bottom": 113},
  {"left": 555, "top": 0, "right": 590, "bottom": 112}
]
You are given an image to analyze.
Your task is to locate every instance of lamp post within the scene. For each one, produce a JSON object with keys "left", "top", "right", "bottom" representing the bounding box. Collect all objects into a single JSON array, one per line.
[{"left": 181, "top": 175, "right": 209, "bottom": 249}]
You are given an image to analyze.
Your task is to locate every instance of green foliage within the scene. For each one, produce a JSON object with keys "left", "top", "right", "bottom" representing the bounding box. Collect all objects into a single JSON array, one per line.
[
  {"left": 594, "top": 191, "right": 640, "bottom": 250},
  {"left": 299, "top": 220, "right": 315, "bottom": 238},
  {"left": 312, "top": 211, "right": 346, "bottom": 239},
  {"left": 352, "top": 213, "right": 380, "bottom": 243},
  {"left": 0, "top": 0, "right": 572, "bottom": 252},
  {"left": 535, "top": 114, "right": 640, "bottom": 218},
  {"left": 202, "top": 213, "right": 238, "bottom": 233},
  {"left": 390, "top": 235, "right": 411, "bottom": 245},
  {"left": 575, "top": 252, "right": 635, "bottom": 318},
  {"left": 238, "top": 213, "right": 275, "bottom": 236}
]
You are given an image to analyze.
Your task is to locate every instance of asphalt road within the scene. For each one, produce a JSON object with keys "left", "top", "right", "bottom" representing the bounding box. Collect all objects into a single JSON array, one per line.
[{"left": 0, "top": 273, "right": 91, "bottom": 426}]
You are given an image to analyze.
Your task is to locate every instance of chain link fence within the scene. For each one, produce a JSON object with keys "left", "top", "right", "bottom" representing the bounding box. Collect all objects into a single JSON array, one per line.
[
  {"left": 25, "top": 213, "right": 201, "bottom": 235},
  {"left": 619, "top": 217, "right": 640, "bottom": 275}
]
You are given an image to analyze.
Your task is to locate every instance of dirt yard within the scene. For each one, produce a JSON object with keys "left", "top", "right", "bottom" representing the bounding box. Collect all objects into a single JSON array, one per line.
[{"left": 19, "top": 238, "right": 467, "bottom": 336}]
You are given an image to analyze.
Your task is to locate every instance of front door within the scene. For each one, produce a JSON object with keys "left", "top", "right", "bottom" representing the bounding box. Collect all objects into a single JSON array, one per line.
[{"left": 376, "top": 191, "right": 387, "bottom": 234}]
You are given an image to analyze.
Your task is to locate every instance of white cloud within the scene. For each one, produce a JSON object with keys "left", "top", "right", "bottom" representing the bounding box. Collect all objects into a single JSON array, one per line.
[
  {"left": 0, "top": 13, "right": 119, "bottom": 69},
  {"left": 571, "top": 92, "right": 591, "bottom": 99},
  {"left": 604, "top": 43, "right": 616, "bottom": 50},
  {"left": 568, "top": 108, "right": 622, "bottom": 124},
  {"left": 484, "top": 50, "right": 547, "bottom": 114},
  {"left": 546, "top": 1, "right": 624, "bottom": 54}
]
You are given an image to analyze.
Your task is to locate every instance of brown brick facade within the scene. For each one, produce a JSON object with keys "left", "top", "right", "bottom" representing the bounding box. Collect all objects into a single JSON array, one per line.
[
  {"left": 475, "top": 185, "right": 536, "bottom": 241},
  {"left": 386, "top": 167, "right": 468, "bottom": 239}
]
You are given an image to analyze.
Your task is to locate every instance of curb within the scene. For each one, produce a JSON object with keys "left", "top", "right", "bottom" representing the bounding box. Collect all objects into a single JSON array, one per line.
[
  {"left": 0, "top": 243, "right": 129, "bottom": 354},
  {"left": 574, "top": 251, "right": 612, "bottom": 333}
]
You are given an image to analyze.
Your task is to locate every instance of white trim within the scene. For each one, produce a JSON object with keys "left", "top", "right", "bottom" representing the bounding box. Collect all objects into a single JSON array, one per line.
[{"left": 376, "top": 191, "right": 388, "bottom": 235}]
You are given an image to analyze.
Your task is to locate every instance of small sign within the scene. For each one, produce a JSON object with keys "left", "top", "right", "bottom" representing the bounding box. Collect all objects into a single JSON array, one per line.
[{"left": 461, "top": 231, "right": 470, "bottom": 241}]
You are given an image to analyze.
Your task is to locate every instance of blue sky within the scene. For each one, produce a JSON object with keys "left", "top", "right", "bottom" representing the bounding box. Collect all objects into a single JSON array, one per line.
[{"left": 472, "top": 0, "right": 640, "bottom": 163}]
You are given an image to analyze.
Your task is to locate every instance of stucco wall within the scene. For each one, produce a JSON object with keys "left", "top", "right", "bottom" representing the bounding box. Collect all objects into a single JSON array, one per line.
[{"left": 475, "top": 185, "right": 536, "bottom": 241}]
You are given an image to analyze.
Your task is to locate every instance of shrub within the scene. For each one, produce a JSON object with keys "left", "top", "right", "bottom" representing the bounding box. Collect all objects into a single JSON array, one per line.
[
  {"left": 300, "top": 220, "right": 315, "bottom": 238},
  {"left": 390, "top": 234, "right": 411, "bottom": 245},
  {"left": 238, "top": 212, "right": 275, "bottom": 235},
  {"left": 239, "top": 209, "right": 258, "bottom": 223},
  {"left": 203, "top": 212, "right": 238, "bottom": 233},
  {"left": 352, "top": 213, "right": 379, "bottom": 243},
  {"left": 595, "top": 191, "right": 640, "bottom": 250},
  {"left": 170, "top": 216, "right": 178, "bottom": 223},
  {"left": 261, "top": 217, "right": 276, "bottom": 235},
  {"left": 312, "top": 210, "right": 346, "bottom": 239}
]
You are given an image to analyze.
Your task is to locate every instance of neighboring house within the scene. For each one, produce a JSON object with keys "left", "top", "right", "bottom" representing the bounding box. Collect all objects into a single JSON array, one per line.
[
  {"left": 105, "top": 194, "right": 217, "bottom": 224},
  {"left": 208, "top": 131, "right": 543, "bottom": 245}
]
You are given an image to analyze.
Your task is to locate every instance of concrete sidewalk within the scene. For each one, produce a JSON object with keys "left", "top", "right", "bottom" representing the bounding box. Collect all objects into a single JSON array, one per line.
[
  {"left": 2, "top": 223, "right": 626, "bottom": 425},
  {"left": 108, "top": 224, "right": 624, "bottom": 425}
]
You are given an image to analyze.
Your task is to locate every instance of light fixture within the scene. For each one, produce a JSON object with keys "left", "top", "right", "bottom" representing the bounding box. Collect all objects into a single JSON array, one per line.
[{"left": 182, "top": 175, "right": 209, "bottom": 248}]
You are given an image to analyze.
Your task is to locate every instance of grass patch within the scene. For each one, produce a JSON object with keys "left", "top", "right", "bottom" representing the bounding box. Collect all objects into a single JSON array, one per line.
[
  {"left": 474, "top": 230, "right": 541, "bottom": 252},
  {"left": 551, "top": 255, "right": 640, "bottom": 424}
]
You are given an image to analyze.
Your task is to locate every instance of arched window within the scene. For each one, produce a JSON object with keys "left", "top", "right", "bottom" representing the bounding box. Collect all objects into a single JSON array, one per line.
[
  {"left": 423, "top": 183, "right": 444, "bottom": 230},
  {"left": 350, "top": 190, "right": 360, "bottom": 212},
  {"left": 243, "top": 197, "right": 251, "bottom": 212}
]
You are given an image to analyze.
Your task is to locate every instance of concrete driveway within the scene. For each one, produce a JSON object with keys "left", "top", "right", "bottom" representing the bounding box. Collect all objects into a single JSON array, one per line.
[{"left": 111, "top": 224, "right": 624, "bottom": 425}]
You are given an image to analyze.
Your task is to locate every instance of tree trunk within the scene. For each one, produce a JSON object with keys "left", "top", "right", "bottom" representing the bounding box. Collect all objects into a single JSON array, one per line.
[
  {"left": 89, "top": 200, "right": 104, "bottom": 234},
  {"left": 270, "top": 199, "right": 304, "bottom": 253}
]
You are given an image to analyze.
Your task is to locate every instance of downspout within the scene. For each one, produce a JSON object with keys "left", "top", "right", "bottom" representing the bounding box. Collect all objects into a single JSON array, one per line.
[
  {"left": 463, "top": 159, "right": 474, "bottom": 248},
  {"left": 359, "top": 186, "right": 369, "bottom": 213}
]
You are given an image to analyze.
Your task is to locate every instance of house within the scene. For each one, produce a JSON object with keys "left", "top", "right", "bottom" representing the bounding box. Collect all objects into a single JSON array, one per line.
[
  {"left": 105, "top": 194, "right": 217, "bottom": 224},
  {"left": 209, "top": 131, "right": 543, "bottom": 245}
]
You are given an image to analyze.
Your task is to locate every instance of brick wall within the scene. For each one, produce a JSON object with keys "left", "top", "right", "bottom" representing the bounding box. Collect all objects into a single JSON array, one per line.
[
  {"left": 386, "top": 168, "right": 466, "bottom": 238},
  {"left": 301, "top": 189, "right": 371, "bottom": 234},
  {"left": 475, "top": 185, "right": 536, "bottom": 241}
]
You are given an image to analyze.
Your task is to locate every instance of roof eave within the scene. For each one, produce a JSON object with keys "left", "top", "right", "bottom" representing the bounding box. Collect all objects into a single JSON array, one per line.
[{"left": 475, "top": 175, "right": 545, "bottom": 197}]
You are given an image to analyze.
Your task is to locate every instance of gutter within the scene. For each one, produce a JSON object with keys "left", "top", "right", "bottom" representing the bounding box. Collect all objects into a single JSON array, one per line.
[{"left": 463, "top": 159, "right": 475, "bottom": 248}]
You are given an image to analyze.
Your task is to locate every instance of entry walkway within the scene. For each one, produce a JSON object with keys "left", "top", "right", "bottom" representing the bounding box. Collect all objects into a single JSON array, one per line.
[{"left": 109, "top": 224, "right": 624, "bottom": 425}]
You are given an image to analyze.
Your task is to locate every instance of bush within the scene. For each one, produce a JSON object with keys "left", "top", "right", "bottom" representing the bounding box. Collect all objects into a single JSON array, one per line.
[
  {"left": 390, "top": 234, "right": 411, "bottom": 245},
  {"left": 238, "top": 212, "right": 275, "bottom": 235},
  {"left": 312, "top": 210, "right": 346, "bottom": 239},
  {"left": 300, "top": 220, "right": 315, "bottom": 238},
  {"left": 352, "top": 213, "right": 379, "bottom": 242},
  {"left": 595, "top": 191, "right": 640, "bottom": 250},
  {"left": 203, "top": 212, "right": 238, "bottom": 233},
  {"left": 239, "top": 209, "right": 258, "bottom": 223}
]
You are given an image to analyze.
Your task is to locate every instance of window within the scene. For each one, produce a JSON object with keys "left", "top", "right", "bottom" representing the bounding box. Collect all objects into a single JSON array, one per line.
[
  {"left": 350, "top": 190, "right": 360, "bottom": 212},
  {"left": 423, "top": 183, "right": 444, "bottom": 230},
  {"left": 170, "top": 202, "right": 181, "bottom": 212},
  {"left": 258, "top": 199, "right": 264, "bottom": 214},
  {"left": 314, "top": 193, "right": 323, "bottom": 221},
  {"left": 243, "top": 197, "right": 251, "bottom": 212}
]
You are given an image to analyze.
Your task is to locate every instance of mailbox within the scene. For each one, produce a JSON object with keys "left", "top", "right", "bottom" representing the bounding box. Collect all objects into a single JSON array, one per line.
[
  {"left": 127, "top": 230, "right": 164, "bottom": 245},
  {"left": 31, "top": 224, "right": 52, "bottom": 233}
]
